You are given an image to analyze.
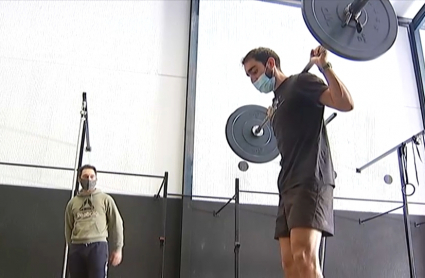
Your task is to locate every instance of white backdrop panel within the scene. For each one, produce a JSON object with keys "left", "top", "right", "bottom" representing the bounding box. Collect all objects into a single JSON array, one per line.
[
  {"left": 193, "top": 0, "right": 425, "bottom": 215},
  {"left": 0, "top": 1, "right": 190, "bottom": 195}
]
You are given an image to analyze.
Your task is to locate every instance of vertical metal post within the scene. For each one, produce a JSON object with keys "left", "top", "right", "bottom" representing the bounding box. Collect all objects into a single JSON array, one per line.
[
  {"left": 397, "top": 146, "right": 416, "bottom": 278},
  {"left": 73, "top": 121, "right": 86, "bottom": 197},
  {"left": 180, "top": 0, "right": 200, "bottom": 276},
  {"left": 319, "top": 237, "right": 326, "bottom": 272},
  {"left": 160, "top": 172, "right": 169, "bottom": 278},
  {"left": 73, "top": 92, "right": 88, "bottom": 197},
  {"left": 234, "top": 178, "right": 240, "bottom": 278},
  {"left": 62, "top": 93, "right": 88, "bottom": 278},
  {"left": 408, "top": 20, "right": 425, "bottom": 135}
]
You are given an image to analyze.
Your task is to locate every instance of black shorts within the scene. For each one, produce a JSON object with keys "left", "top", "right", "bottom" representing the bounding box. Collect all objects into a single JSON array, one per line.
[{"left": 274, "top": 183, "right": 335, "bottom": 240}]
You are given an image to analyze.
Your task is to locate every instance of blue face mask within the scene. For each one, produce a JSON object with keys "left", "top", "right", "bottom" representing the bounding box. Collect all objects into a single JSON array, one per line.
[{"left": 253, "top": 67, "right": 275, "bottom": 94}]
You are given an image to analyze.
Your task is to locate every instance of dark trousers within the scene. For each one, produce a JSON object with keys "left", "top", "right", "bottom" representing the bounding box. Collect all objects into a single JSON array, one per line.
[{"left": 68, "top": 242, "right": 109, "bottom": 278}]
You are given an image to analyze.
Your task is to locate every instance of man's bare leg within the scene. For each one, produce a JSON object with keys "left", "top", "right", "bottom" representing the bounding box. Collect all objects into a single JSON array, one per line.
[
  {"left": 278, "top": 237, "right": 298, "bottom": 278},
  {"left": 290, "top": 227, "right": 323, "bottom": 278}
]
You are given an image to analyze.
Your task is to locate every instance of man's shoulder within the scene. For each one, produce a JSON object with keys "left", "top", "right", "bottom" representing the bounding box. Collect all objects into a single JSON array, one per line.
[
  {"left": 98, "top": 192, "right": 115, "bottom": 202},
  {"left": 295, "top": 72, "right": 326, "bottom": 86},
  {"left": 68, "top": 196, "right": 79, "bottom": 204},
  {"left": 275, "top": 73, "right": 309, "bottom": 100},
  {"left": 293, "top": 72, "right": 314, "bottom": 82},
  {"left": 277, "top": 73, "right": 315, "bottom": 93},
  {"left": 66, "top": 196, "right": 79, "bottom": 209}
]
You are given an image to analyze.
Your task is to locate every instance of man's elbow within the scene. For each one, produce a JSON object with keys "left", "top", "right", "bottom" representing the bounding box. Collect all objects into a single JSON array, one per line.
[
  {"left": 341, "top": 102, "right": 354, "bottom": 112},
  {"left": 334, "top": 99, "right": 354, "bottom": 112}
]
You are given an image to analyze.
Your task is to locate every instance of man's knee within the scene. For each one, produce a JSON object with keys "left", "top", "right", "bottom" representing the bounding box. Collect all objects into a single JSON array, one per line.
[
  {"left": 290, "top": 228, "right": 322, "bottom": 266},
  {"left": 281, "top": 257, "right": 298, "bottom": 278},
  {"left": 292, "top": 246, "right": 315, "bottom": 266},
  {"left": 278, "top": 237, "right": 298, "bottom": 276},
  {"left": 292, "top": 246, "right": 321, "bottom": 278},
  {"left": 281, "top": 254, "right": 296, "bottom": 270}
]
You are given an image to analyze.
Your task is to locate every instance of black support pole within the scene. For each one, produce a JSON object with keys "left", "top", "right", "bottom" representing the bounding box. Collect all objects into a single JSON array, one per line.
[
  {"left": 213, "top": 195, "right": 235, "bottom": 217},
  {"left": 84, "top": 92, "right": 92, "bottom": 152},
  {"left": 63, "top": 92, "right": 89, "bottom": 278},
  {"left": 356, "top": 130, "right": 424, "bottom": 173},
  {"left": 234, "top": 178, "right": 240, "bottom": 278},
  {"left": 159, "top": 172, "right": 169, "bottom": 278},
  {"left": 358, "top": 205, "right": 403, "bottom": 224},
  {"left": 73, "top": 92, "right": 89, "bottom": 197},
  {"left": 155, "top": 178, "right": 166, "bottom": 199},
  {"left": 325, "top": 113, "right": 337, "bottom": 125},
  {"left": 319, "top": 237, "right": 326, "bottom": 272},
  {"left": 169, "top": 193, "right": 235, "bottom": 201},
  {"left": 179, "top": 0, "right": 200, "bottom": 276},
  {"left": 398, "top": 146, "right": 417, "bottom": 278},
  {"left": 414, "top": 221, "right": 425, "bottom": 227}
]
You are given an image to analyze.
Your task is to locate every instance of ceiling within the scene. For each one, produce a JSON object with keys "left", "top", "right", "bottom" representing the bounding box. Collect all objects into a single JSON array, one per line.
[{"left": 390, "top": 0, "right": 424, "bottom": 19}]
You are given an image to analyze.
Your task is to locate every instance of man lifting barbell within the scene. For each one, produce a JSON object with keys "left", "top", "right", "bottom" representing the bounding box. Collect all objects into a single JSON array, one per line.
[{"left": 241, "top": 45, "right": 354, "bottom": 278}]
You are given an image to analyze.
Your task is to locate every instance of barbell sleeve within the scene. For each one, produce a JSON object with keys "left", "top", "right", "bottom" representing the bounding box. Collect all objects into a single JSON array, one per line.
[
  {"left": 254, "top": 117, "right": 270, "bottom": 135},
  {"left": 349, "top": 0, "right": 369, "bottom": 16}
]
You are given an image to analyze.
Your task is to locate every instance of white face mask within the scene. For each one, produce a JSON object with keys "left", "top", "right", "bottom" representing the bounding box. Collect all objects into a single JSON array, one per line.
[{"left": 253, "top": 65, "right": 275, "bottom": 93}]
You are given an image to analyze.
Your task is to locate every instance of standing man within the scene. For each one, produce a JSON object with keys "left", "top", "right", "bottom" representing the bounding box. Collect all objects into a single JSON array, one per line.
[
  {"left": 65, "top": 164, "right": 124, "bottom": 278},
  {"left": 241, "top": 46, "right": 354, "bottom": 278}
]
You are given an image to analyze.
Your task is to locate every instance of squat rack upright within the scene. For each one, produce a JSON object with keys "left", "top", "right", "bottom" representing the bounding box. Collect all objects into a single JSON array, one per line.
[{"left": 356, "top": 129, "right": 425, "bottom": 278}]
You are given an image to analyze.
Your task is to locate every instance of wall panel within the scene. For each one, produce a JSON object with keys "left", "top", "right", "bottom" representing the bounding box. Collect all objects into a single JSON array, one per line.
[
  {"left": 184, "top": 199, "right": 425, "bottom": 278},
  {"left": 0, "top": 0, "right": 190, "bottom": 195}
]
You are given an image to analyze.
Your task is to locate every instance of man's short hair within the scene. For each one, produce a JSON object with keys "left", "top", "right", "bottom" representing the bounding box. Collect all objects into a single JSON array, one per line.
[
  {"left": 78, "top": 164, "right": 97, "bottom": 178},
  {"left": 241, "top": 47, "right": 281, "bottom": 70}
]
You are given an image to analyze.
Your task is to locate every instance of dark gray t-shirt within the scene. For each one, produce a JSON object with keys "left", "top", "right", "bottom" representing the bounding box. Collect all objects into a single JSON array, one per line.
[{"left": 272, "top": 72, "right": 335, "bottom": 192}]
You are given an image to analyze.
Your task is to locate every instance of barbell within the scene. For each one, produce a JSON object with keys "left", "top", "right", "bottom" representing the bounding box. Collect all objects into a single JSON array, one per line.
[{"left": 224, "top": 0, "right": 398, "bottom": 163}]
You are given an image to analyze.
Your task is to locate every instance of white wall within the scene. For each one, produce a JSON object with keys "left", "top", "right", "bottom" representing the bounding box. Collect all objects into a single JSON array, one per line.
[
  {"left": 193, "top": 0, "right": 425, "bottom": 215},
  {"left": 0, "top": 1, "right": 190, "bottom": 196}
]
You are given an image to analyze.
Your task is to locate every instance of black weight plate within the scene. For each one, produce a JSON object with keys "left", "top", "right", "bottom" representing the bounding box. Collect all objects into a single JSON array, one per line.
[
  {"left": 225, "top": 105, "right": 279, "bottom": 163},
  {"left": 301, "top": 0, "right": 398, "bottom": 61}
]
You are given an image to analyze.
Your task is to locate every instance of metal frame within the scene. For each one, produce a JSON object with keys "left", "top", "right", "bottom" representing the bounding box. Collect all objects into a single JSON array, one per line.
[
  {"left": 0, "top": 161, "right": 165, "bottom": 179},
  {"left": 180, "top": 0, "right": 425, "bottom": 277},
  {"left": 180, "top": 0, "right": 200, "bottom": 277},
  {"left": 355, "top": 129, "right": 425, "bottom": 278},
  {"left": 409, "top": 4, "right": 425, "bottom": 127}
]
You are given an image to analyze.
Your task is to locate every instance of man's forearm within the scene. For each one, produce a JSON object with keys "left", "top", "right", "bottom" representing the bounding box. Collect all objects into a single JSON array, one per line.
[
  {"left": 321, "top": 66, "right": 354, "bottom": 110},
  {"left": 111, "top": 225, "right": 124, "bottom": 251},
  {"left": 65, "top": 226, "right": 72, "bottom": 244},
  {"left": 107, "top": 198, "right": 124, "bottom": 251},
  {"left": 65, "top": 206, "right": 73, "bottom": 244}
]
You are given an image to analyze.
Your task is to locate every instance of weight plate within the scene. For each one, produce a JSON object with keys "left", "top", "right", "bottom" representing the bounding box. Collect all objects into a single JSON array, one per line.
[
  {"left": 301, "top": 0, "right": 398, "bottom": 61},
  {"left": 225, "top": 105, "right": 279, "bottom": 163}
]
